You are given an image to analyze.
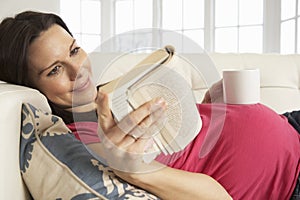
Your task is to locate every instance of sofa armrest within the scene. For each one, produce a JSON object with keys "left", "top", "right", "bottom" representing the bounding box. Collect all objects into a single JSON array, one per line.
[{"left": 0, "top": 83, "right": 50, "bottom": 200}]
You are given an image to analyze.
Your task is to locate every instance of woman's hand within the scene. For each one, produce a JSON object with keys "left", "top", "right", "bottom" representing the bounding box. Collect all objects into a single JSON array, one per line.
[
  {"left": 93, "top": 90, "right": 232, "bottom": 200},
  {"left": 202, "top": 79, "right": 224, "bottom": 103},
  {"left": 95, "top": 90, "right": 167, "bottom": 173}
]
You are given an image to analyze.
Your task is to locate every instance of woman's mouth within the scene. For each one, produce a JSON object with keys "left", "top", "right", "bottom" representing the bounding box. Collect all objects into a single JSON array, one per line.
[{"left": 73, "top": 78, "right": 91, "bottom": 92}]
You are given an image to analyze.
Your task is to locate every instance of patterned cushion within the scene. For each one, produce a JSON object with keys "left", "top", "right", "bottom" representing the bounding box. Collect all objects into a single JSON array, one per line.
[{"left": 20, "top": 103, "right": 159, "bottom": 200}]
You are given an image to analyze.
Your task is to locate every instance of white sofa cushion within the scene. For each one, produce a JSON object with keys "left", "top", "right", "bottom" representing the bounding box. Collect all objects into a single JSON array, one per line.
[
  {"left": 208, "top": 53, "right": 300, "bottom": 113},
  {"left": 0, "top": 83, "right": 50, "bottom": 200}
]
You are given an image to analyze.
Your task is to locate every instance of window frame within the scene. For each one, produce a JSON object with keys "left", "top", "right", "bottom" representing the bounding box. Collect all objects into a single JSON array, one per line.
[
  {"left": 60, "top": 0, "right": 293, "bottom": 54},
  {"left": 280, "top": 0, "right": 299, "bottom": 53},
  {"left": 60, "top": 0, "right": 102, "bottom": 53}
]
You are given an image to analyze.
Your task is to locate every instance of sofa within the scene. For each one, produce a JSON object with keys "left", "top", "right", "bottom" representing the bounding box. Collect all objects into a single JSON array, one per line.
[{"left": 1, "top": 52, "right": 300, "bottom": 199}]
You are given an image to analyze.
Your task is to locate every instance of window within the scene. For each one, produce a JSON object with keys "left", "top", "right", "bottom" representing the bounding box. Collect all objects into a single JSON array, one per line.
[
  {"left": 280, "top": 0, "right": 299, "bottom": 54},
  {"left": 59, "top": 0, "right": 296, "bottom": 54},
  {"left": 113, "top": 0, "right": 153, "bottom": 52},
  {"left": 214, "top": 0, "right": 263, "bottom": 53},
  {"left": 60, "top": 0, "right": 101, "bottom": 53},
  {"left": 115, "top": 0, "right": 153, "bottom": 34},
  {"left": 162, "top": 0, "right": 205, "bottom": 49},
  {"left": 113, "top": 0, "right": 205, "bottom": 52}
]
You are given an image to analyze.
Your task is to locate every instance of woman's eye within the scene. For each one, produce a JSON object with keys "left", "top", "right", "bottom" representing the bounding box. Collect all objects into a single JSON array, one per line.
[
  {"left": 47, "top": 66, "right": 61, "bottom": 76},
  {"left": 70, "top": 47, "right": 80, "bottom": 56}
]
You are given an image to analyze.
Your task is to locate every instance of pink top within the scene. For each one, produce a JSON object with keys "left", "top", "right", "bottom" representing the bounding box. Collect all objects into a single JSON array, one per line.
[
  {"left": 156, "top": 103, "right": 300, "bottom": 199},
  {"left": 67, "top": 122, "right": 100, "bottom": 144},
  {"left": 67, "top": 103, "right": 300, "bottom": 199}
]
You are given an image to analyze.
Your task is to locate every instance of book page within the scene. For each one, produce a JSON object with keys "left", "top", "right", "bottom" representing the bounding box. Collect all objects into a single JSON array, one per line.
[{"left": 127, "top": 65, "right": 202, "bottom": 156}]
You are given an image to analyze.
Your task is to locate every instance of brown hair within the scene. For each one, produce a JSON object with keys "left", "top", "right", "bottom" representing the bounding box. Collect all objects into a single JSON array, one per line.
[{"left": 0, "top": 11, "right": 73, "bottom": 86}]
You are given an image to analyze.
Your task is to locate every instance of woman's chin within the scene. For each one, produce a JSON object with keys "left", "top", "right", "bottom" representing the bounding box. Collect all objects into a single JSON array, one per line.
[
  {"left": 72, "top": 84, "right": 97, "bottom": 105},
  {"left": 73, "top": 92, "right": 97, "bottom": 111}
]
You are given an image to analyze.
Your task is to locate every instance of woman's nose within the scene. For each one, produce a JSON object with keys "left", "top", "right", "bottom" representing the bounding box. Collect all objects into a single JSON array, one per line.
[
  {"left": 67, "top": 59, "right": 85, "bottom": 81},
  {"left": 68, "top": 63, "right": 81, "bottom": 80}
]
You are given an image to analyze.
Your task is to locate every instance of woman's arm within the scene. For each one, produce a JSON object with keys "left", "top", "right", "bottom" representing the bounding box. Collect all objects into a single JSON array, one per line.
[
  {"left": 88, "top": 143, "right": 231, "bottom": 200},
  {"left": 114, "top": 163, "right": 232, "bottom": 200},
  {"left": 93, "top": 90, "right": 232, "bottom": 199}
]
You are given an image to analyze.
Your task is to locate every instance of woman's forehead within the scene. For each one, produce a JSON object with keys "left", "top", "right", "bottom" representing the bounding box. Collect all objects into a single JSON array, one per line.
[{"left": 28, "top": 24, "right": 73, "bottom": 70}]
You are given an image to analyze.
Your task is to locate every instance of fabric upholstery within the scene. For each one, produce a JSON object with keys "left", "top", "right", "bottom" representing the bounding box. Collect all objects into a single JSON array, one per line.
[{"left": 20, "top": 103, "right": 159, "bottom": 200}]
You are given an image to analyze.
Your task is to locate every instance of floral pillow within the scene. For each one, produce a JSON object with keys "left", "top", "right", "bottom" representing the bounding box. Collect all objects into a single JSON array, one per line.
[{"left": 20, "top": 103, "right": 159, "bottom": 200}]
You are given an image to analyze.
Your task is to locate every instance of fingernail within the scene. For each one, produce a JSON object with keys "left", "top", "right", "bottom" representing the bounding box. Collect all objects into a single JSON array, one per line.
[
  {"left": 96, "top": 91, "right": 103, "bottom": 102},
  {"left": 144, "top": 138, "right": 154, "bottom": 152},
  {"left": 155, "top": 97, "right": 166, "bottom": 106}
]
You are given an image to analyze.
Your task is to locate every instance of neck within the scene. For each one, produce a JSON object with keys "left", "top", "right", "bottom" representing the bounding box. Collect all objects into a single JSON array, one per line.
[{"left": 66, "top": 102, "right": 97, "bottom": 113}]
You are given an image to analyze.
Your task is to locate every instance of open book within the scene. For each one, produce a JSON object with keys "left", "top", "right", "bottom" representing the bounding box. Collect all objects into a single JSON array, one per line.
[{"left": 100, "top": 46, "right": 202, "bottom": 160}]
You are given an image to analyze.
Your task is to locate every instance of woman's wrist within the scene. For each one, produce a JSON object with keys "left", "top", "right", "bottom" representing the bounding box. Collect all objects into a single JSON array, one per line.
[{"left": 113, "top": 160, "right": 165, "bottom": 184}]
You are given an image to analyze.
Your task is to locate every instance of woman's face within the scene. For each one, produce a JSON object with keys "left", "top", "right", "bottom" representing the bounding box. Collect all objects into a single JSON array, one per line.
[{"left": 28, "top": 24, "right": 97, "bottom": 110}]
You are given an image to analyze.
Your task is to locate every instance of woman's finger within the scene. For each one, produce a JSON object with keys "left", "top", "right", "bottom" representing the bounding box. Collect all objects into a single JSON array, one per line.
[
  {"left": 117, "top": 109, "right": 166, "bottom": 154},
  {"left": 129, "top": 107, "right": 167, "bottom": 140},
  {"left": 95, "top": 90, "right": 115, "bottom": 130},
  {"left": 105, "top": 97, "right": 167, "bottom": 148},
  {"left": 97, "top": 95, "right": 167, "bottom": 153},
  {"left": 117, "top": 97, "right": 167, "bottom": 135},
  {"left": 128, "top": 137, "right": 152, "bottom": 153}
]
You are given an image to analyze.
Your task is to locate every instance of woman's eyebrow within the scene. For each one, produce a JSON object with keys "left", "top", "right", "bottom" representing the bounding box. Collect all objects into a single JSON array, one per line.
[
  {"left": 69, "top": 39, "right": 76, "bottom": 51},
  {"left": 38, "top": 39, "right": 76, "bottom": 75}
]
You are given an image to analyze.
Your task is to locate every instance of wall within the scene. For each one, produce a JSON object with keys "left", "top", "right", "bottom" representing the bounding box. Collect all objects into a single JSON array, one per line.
[{"left": 0, "top": 0, "right": 60, "bottom": 20}]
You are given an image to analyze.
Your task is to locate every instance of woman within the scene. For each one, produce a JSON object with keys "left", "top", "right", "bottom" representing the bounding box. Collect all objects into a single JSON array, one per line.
[
  {"left": 0, "top": 11, "right": 230, "bottom": 200},
  {"left": 0, "top": 11, "right": 298, "bottom": 200}
]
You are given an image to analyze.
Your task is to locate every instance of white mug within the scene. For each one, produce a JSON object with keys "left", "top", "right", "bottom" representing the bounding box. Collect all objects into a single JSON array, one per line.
[{"left": 222, "top": 69, "right": 260, "bottom": 104}]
